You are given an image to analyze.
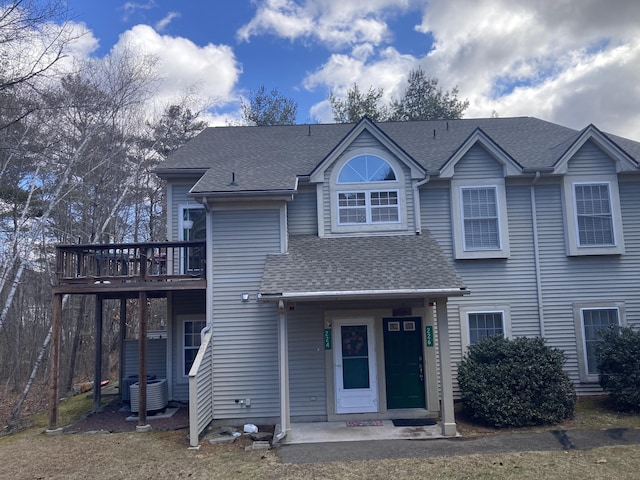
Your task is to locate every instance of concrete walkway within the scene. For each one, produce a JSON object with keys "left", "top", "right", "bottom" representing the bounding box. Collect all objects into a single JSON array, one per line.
[
  {"left": 283, "top": 421, "right": 447, "bottom": 444},
  {"left": 278, "top": 427, "right": 640, "bottom": 464}
]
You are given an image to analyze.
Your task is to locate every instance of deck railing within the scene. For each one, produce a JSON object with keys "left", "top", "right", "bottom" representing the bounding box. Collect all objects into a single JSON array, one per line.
[{"left": 55, "top": 241, "right": 206, "bottom": 287}]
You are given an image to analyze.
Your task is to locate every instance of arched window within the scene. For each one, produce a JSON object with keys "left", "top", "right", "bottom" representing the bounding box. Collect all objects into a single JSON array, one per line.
[
  {"left": 335, "top": 155, "right": 400, "bottom": 226},
  {"left": 337, "top": 155, "right": 396, "bottom": 183}
]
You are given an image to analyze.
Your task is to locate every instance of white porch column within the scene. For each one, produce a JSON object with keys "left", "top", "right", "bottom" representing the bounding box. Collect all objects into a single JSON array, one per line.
[
  {"left": 436, "top": 298, "right": 457, "bottom": 436},
  {"left": 277, "top": 300, "right": 290, "bottom": 441}
]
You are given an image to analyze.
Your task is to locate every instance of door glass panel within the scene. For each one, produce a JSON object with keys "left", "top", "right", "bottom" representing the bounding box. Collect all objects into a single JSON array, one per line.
[{"left": 341, "top": 325, "right": 370, "bottom": 389}]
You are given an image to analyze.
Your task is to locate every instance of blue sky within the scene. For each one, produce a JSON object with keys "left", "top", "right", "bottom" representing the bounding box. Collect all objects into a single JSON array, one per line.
[{"left": 59, "top": 0, "right": 640, "bottom": 140}]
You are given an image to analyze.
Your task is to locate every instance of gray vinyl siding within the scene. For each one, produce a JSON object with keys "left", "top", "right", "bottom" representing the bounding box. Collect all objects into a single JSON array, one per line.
[
  {"left": 288, "top": 185, "right": 318, "bottom": 235},
  {"left": 536, "top": 179, "right": 640, "bottom": 393},
  {"left": 287, "top": 304, "right": 327, "bottom": 419},
  {"left": 420, "top": 184, "right": 462, "bottom": 367},
  {"left": 453, "top": 144, "right": 504, "bottom": 178},
  {"left": 171, "top": 291, "right": 206, "bottom": 402},
  {"left": 123, "top": 338, "right": 167, "bottom": 380},
  {"left": 446, "top": 186, "right": 539, "bottom": 359},
  {"left": 211, "top": 209, "right": 282, "bottom": 419},
  {"left": 566, "top": 140, "right": 617, "bottom": 175}
]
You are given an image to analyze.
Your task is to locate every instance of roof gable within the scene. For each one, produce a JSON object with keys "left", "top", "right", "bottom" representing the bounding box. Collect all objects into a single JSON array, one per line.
[
  {"left": 309, "top": 117, "right": 426, "bottom": 183},
  {"left": 439, "top": 128, "right": 522, "bottom": 179},
  {"left": 553, "top": 124, "right": 639, "bottom": 174}
]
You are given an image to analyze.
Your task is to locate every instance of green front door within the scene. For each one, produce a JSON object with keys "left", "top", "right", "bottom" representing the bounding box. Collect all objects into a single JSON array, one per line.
[{"left": 383, "top": 317, "right": 425, "bottom": 409}]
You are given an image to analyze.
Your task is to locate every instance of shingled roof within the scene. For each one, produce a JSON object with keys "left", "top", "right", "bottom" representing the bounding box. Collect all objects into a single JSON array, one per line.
[
  {"left": 259, "top": 233, "right": 468, "bottom": 301},
  {"left": 155, "top": 117, "right": 640, "bottom": 195}
]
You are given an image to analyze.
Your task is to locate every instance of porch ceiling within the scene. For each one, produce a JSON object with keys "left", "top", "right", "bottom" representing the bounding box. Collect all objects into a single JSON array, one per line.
[{"left": 259, "top": 233, "right": 467, "bottom": 301}]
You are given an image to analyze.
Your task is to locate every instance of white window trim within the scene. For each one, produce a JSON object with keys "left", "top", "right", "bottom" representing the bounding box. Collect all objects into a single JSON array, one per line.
[
  {"left": 178, "top": 315, "right": 206, "bottom": 382},
  {"left": 460, "top": 305, "right": 512, "bottom": 355},
  {"left": 574, "top": 302, "right": 625, "bottom": 383},
  {"left": 330, "top": 151, "right": 407, "bottom": 234},
  {"left": 451, "top": 180, "right": 510, "bottom": 259},
  {"left": 563, "top": 175, "right": 625, "bottom": 256}
]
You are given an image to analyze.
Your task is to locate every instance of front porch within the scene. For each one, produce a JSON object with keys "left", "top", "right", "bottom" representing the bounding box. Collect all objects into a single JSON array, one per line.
[
  {"left": 48, "top": 240, "right": 207, "bottom": 433},
  {"left": 284, "top": 420, "right": 450, "bottom": 444}
]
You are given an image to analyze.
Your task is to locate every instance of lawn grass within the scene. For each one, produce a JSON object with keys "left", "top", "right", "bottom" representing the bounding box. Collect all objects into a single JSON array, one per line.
[
  {"left": 455, "top": 395, "right": 640, "bottom": 437},
  {"left": 1, "top": 394, "right": 640, "bottom": 479}
]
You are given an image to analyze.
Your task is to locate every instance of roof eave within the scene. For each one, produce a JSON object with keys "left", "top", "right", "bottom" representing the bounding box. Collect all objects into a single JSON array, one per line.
[
  {"left": 153, "top": 168, "right": 208, "bottom": 179},
  {"left": 195, "top": 189, "right": 297, "bottom": 203},
  {"left": 258, "top": 287, "right": 469, "bottom": 302}
]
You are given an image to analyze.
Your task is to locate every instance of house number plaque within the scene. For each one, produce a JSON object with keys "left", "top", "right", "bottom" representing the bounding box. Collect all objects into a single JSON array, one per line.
[
  {"left": 323, "top": 328, "right": 332, "bottom": 350},
  {"left": 425, "top": 326, "right": 434, "bottom": 347}
]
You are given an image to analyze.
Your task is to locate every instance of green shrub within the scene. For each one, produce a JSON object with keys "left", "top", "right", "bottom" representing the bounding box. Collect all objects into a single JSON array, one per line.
[
  {"left": 597, "top": 326, "right": 640, "bottom": 412},
  {"left": 457, "top": 336, "right": 576, "bottom": 428}
]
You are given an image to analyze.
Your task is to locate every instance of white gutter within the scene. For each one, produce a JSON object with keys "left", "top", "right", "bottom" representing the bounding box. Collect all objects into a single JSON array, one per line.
[
  {"left": 413, "top": 175, "right": 431, "bottom": 234},
  {"left": 259, "top": 287, "right": 469, "bottom": 302},
  {"left": 530, "top": 172, "right": 545, "bottom": 337}
]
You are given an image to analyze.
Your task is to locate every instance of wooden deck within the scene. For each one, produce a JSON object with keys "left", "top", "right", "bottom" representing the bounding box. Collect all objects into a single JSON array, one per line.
[{"left": 53, "top": 241, "right": 206, "bottom": 296}]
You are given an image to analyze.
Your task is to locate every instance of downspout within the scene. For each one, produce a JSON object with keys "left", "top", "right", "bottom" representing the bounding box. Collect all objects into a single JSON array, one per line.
[
  {"left": 413, "top": 175, "right": 431, "bottom": 234},
  {"left": 203, "top": 196, "right": 215, "bottom": 427},
  {"left": 530, "top": 172, "right": 545, "bottom": 337},
  {"left": 275, "top": 299, "right": 290, "bottom": 443}
]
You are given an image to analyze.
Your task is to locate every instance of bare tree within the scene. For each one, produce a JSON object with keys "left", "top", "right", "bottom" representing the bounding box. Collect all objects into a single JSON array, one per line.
[{"left": 0, "top": 0, "right": 79, "bottom": 129}]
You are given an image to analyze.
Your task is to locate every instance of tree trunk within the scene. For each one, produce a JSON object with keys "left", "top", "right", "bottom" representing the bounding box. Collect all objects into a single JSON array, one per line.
[
  {"left": 65, "top": 296, "right": 88, "bottom": 392},
  {"left": 9, "top": 324, "right": 52, "bottom": 426},
  {"left": 0, "top": 260, "right": 25, "bottom": 333}
]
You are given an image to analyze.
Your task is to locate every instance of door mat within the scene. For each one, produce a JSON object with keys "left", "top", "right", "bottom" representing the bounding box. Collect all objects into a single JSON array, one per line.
[
  {"left": 392, "top": 418, "right": 437, "bottom": 427},
  {"left": 346, "top": 420, "right": 383, "bottom": 427}
]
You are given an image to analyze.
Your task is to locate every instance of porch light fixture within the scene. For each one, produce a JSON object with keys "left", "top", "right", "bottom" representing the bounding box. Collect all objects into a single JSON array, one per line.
[
  {"left": 184, "top": 204, "right": 193, "bottom": 230},
  {"left": 241, "top": 293, "right": 250, "bottom": 302}
]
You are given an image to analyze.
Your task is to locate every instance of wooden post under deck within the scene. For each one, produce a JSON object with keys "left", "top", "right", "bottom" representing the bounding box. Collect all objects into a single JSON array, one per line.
[
  {"left": 48, "top": 293, "right": 63, "bottom": 431},
  {"left": 137, "top": 291, "right": 148, "bottom": 428},
  {"left": 93, "top": 295, "right": 103, "bottom": 412},
  {"left": 119, "top": 299, "right": 126, "bottom": 402}
]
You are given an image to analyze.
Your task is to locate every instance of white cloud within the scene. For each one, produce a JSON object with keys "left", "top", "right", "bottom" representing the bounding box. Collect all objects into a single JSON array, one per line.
[
  {"left": 295, "top": 0, "right": 640, "bottom": 140},
  {"left": 237, "top": 0, "right": 410, "bottom": 49},
  {"left": 121, "top": 1, "right": 157, "bottom": 22},
  {"left": 155, "top": 11, "right": 181, "bottom": 32},
  {"left": 115, "top": 25, "right": 241, "bottom": 112}
]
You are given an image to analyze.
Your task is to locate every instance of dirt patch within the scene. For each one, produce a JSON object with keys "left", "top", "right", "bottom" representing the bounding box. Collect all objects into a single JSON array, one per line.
[
  {"left": 0, "top": 383, "right": 50, "bottom": 434},
  {"left": 62, "top": 399, "right": 190, "bottom": 433}
]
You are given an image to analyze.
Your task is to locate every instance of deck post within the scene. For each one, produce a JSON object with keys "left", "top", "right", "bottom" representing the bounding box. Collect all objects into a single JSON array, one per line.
[
  {"left": 137, "top": 291, "right": 149, "bottom": 429},
  {"left": 93, "top": 295, "right": 103, "bottom": 412},
  {"left": 119, "top": 298, "right": 126, "bottom": 402},
  {"left": 48, "top": 293, "right": 63, "bottom": 431}
]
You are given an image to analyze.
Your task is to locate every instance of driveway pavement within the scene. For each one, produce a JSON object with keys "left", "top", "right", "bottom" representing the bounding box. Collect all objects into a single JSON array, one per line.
[{"left": 277, "top": 428, "right": 640, "bottom": 464}]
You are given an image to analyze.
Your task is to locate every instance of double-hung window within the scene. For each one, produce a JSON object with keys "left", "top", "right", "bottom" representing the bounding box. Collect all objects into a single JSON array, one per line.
[
  {"left": 468, "top": 311, "right": 504, "bottom": 345},
  {"left": 461, "top": 187, "right": 500, "bottom": 250},
  {"left": 563, "top": 176, "right": 624, "bottom": 256},
  {"left": 182, "top": 318, "right": 206, "bottom": 377},
  {"left": 452, "top": 180, "right": 509, "bottom": 259},
  {"left": 575, "top": 304, "right": 623, "bottom": 382},
  {"left": 460, "top": 306, "right": 511, "bottom": 351}
]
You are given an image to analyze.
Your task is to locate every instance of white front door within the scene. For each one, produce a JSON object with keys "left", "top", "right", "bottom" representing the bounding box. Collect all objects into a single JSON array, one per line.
[{"left": 334, "top": 318, "right": 378, "bottom": 414}]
